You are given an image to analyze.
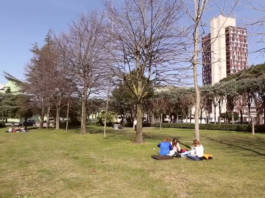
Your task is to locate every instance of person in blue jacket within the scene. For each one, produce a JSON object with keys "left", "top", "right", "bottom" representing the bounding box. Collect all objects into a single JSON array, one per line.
[{"left": 157, "top": 138, "right": 173, "bottom": 156}]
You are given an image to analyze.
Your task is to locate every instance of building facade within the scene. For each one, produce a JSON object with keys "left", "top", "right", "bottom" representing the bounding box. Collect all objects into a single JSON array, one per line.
[
  {"left": 225, "top": 26, "right": 248, "bottom": 74},
  {"left": 202, "top": 34, "right": 211, "bottom": 85},
  {"left": 202, "top": 15, "right": 248, "bottom": 85},
  {"left": 202, "top": 15, "right": 248, "bottom": 122}
]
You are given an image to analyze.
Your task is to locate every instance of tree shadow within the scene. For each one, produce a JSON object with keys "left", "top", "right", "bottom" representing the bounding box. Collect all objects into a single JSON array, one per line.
[
  {"left": 202, "top": 135, "right": 265, "bottom": 157},
  {"left": 143, "top": 132, "right": 191, "bottom": 149}
]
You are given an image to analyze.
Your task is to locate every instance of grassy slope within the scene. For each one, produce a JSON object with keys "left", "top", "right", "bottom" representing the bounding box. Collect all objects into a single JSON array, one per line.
[{"left": 0, "top": 126, "right": 264, "bottom": 198}]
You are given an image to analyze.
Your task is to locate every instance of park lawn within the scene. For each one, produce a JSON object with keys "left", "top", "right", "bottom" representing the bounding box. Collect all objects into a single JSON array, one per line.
[{"left": 0, "top": 127, "right": 264, "bottom": 198}]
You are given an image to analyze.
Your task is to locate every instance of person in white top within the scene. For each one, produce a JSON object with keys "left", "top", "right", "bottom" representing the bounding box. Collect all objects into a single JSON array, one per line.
[
  {"left": 133, "top": 119, "right": 137, "bottom": 131},
  {"left": 187, "top": 139, "right": 204, "bottom": 160}
]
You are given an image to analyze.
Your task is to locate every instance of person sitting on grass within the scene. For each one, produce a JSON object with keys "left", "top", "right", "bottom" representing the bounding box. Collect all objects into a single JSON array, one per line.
[
  {"left": 186, "top": 139, "right": 204, "bottom": 161},
  {"left": 157, "top": 138, "right": 173, "bottom": 156},
  {"left": 169, "top": 138, "right": 181, "bottom": 157}
]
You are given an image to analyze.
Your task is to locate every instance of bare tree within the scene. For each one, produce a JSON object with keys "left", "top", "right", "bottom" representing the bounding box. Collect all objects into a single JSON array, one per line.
[
  {"left": 58, "top": 13, "right": 108, "bottom": 134},
  {"left": 106, "top": 0, "right": 188, "bottom": 143},
  {"left": 189, "top": 0, "right": 208, "bottom": 141}
]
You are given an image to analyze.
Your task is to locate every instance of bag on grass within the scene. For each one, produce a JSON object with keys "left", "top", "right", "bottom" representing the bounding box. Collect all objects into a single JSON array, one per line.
[
  {"left": 151, "top": 155, "right": 173, "bottom": 160},
  {"left": 203, "top": 154, "right": 213, "bottom": 160}
]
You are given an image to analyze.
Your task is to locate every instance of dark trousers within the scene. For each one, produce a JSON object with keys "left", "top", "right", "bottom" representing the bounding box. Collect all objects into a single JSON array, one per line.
[{"left": 187, "top": 154, "right": 201, "bottom": 161}]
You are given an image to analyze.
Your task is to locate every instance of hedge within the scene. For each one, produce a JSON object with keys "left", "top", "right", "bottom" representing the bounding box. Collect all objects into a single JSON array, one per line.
[
  {"left": 151, "top": 123, "right": 265, "bottom": 133},
  {"left": 0, "top": 122, "right": 5, "bottom": 128}
]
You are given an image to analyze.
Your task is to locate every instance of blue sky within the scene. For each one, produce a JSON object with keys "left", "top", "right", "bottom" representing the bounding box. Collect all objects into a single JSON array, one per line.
[
  {"left": 0, "top": 0, "right": 103, "bottom": 84},
  {"left": 0, "top": 0, "right": 264, "bottom": 85}
]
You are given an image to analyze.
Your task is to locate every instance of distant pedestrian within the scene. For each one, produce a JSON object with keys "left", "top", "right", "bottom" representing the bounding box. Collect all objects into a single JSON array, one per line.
[{"left": 133, "top": 119, "right": 137, "bottom": 131}]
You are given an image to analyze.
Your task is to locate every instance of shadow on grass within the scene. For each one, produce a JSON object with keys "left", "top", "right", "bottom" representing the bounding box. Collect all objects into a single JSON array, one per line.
[
  {"left": 85, "top": 126, "right": 137, "bottom": 141},
  {"left": 143, "top": 131, "right": 191, "bottom": 149},
  {"left": 202, "top": 135, "right": 265, "bottom": 157},
  {"left": 83, "top": 126, "right": 192, "bottom": 148}
]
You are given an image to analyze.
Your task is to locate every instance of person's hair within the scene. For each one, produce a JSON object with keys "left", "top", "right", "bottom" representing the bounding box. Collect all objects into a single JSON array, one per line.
[
  {"left": 172, "top": 138, "right": 179, "bottom": 146},
  {"left": 164, "top": 137, "right": 171, "bottom": 142},
  {"left": 193, "top": 139, "right": 200, "bottom": 146}
]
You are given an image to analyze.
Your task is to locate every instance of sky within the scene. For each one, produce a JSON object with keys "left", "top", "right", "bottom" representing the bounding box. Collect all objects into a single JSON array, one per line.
[
  {"left": 0, "top": 0, "right": 264, "bottom": 85},
  {"left": 0, "top": 0, "right": 104, "bottom": 84}
]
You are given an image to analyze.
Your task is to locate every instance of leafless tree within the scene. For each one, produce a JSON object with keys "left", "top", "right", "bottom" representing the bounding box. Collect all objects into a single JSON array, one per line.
[
  {"left": 244, "top": 0, "right": 265, "bottom": 54},
  {"left": 186, "top": 0, "right": 208, "bottom": 141},
  {"left": 105, "top": 0, "right": 189, "bottom": 143},
  {"left": 184, "top": 0, "right": 242, "bottom": 140},
  {"left": 57, "top": 13, "right": 108, "bottom": 134}
]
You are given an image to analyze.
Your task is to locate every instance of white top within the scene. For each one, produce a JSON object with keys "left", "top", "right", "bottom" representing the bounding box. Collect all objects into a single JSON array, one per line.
[
  {"left": 175, "top": 143, "right": 181, "bottom": 152},
  {"left": 170, "top": 142, "right": 181, "bottom": 153},
  {"left": 190, "top": 145, "right": 204, "bottom": 157}
]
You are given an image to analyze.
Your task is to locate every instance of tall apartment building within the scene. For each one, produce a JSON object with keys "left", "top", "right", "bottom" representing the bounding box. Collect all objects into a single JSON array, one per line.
[
  {"left": 202, "top": 15, "right": 248, "bottom": 85},
  {"left": 225, "top": 26, "right": 248, "bottom": 74},
  {"left": 202, "top": 15, "right": 248, "bottom": 122},
  {"left": 202, "top": 34, "right": 211, "bottom": 85}
]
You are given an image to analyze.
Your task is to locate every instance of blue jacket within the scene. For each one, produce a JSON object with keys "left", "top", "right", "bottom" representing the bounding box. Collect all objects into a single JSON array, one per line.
[{"left": 158, "top": 142, "right": 173, "bottom": 156}]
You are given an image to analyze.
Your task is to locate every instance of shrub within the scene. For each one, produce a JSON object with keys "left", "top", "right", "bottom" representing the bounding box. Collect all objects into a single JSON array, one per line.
[
  {"left": 0, "top": 122, "right": 5, "bottom": 128},
  {"left": 151, "top": 123, "right": 265, "bottom": 133},
  {"left": 97, "top": 111, "right": 117, "bottom": 126}
]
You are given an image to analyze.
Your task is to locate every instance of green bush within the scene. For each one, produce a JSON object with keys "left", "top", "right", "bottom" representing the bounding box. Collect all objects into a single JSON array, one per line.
[
  {"left": 220, "top": 112, "right": 239, "bottom": 122},
  {"left": 97, "top": 111, "right": 117, "bottom": 126},
  {"left": 0, "top": 122, "right": 5, "bottom": 128},
  {"left": 151, "top": 123, "right": 265, "bottom": 133},
  {"left": 255, "top": 125, "right": 265, "bottom": 133}
]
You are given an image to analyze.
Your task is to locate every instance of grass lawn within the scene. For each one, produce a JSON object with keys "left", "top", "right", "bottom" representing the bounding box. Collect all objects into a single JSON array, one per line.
[{"left": 0, "top": 126, "right": 264, "bottom": 198}]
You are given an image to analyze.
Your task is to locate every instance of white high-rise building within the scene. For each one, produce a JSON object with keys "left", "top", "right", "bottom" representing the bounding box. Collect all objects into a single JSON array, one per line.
[
  {"left": 210, "top": 15, "right": 236, "bottom": 85},
  {"left": 202, "top": 15, "right": 248, "bottom": 123}
]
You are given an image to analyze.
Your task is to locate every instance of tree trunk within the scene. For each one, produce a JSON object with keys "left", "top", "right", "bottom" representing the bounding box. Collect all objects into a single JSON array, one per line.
[
  {"left": 218, "top": 100, "right": 221, "bottom": 124},
  {"left": 81, "top": 89, "right": 88, "bottom": 134},
  {"left": 263, "top": 106, "right": 265, "bottom": 125},
  {"left": 135, "top": 104, "right": 143, "bottom": 143},
  {"left": 251, "top": 117, "right": 255, "bottom": 135},
  {"left": 151, "top": 112, "right": 155, "bottom": 124},
  {"left": 46, "top": 105, "right": 51, "bottom": 129},
  {"left": 189, "top": 109, "right": 192, "bottom": 124},
  {"left": 56, "top": 98, "right": 61, "bottom": 130},
  {"left": 159, "top": 113, "right": 162, "bottom": 131},
  {"left": 193, "top": 13, "right": 200, "bottom": 141},
  {"left": 66, "top": 99, "right": 70, "bottom": 132},
  {"left": 24, "top": 117, "right": 28, "bottom": 131},
  {"left": 180, "top": 114, "right": 182, "bottom": 123},
  {"left": 263, "top": 97, "right": 265, "bottom": 125},
  {"left": 248, "top": 96, "right": 251, "bottom": 124},
  {"left": 103, "top": 91, "right": 110, "bottom": 138},
  {"left": 231, "top": 110, "right": 234, "bottom": 124},
  {"left": 214, "top": 104, "right": 217, "bottom": 124},
  {"left": 40, "top": 104, "right": 45, "bottom": 129},
  {"left": 240, "top": 110, "right": 243, "bottom": 124}
]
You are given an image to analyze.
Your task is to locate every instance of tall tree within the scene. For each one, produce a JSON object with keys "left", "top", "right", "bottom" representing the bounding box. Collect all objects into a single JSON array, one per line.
[
  {"left": 106, "top": 0, "right": 188, "bottom": 143},
  {"left": 191, "top": 0, "right": 208, "bottom": 141},
  {"left": 58, "top": 13, "right": 108, "bottom": 134},
  {"left": 25, "top": 32, "right": 63, "bottom": 129}
]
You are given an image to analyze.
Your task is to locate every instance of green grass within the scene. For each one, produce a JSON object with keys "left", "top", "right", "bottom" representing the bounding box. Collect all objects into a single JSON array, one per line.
[{"left": 0, "top": 126, "right": 264, "bottom": 198}]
